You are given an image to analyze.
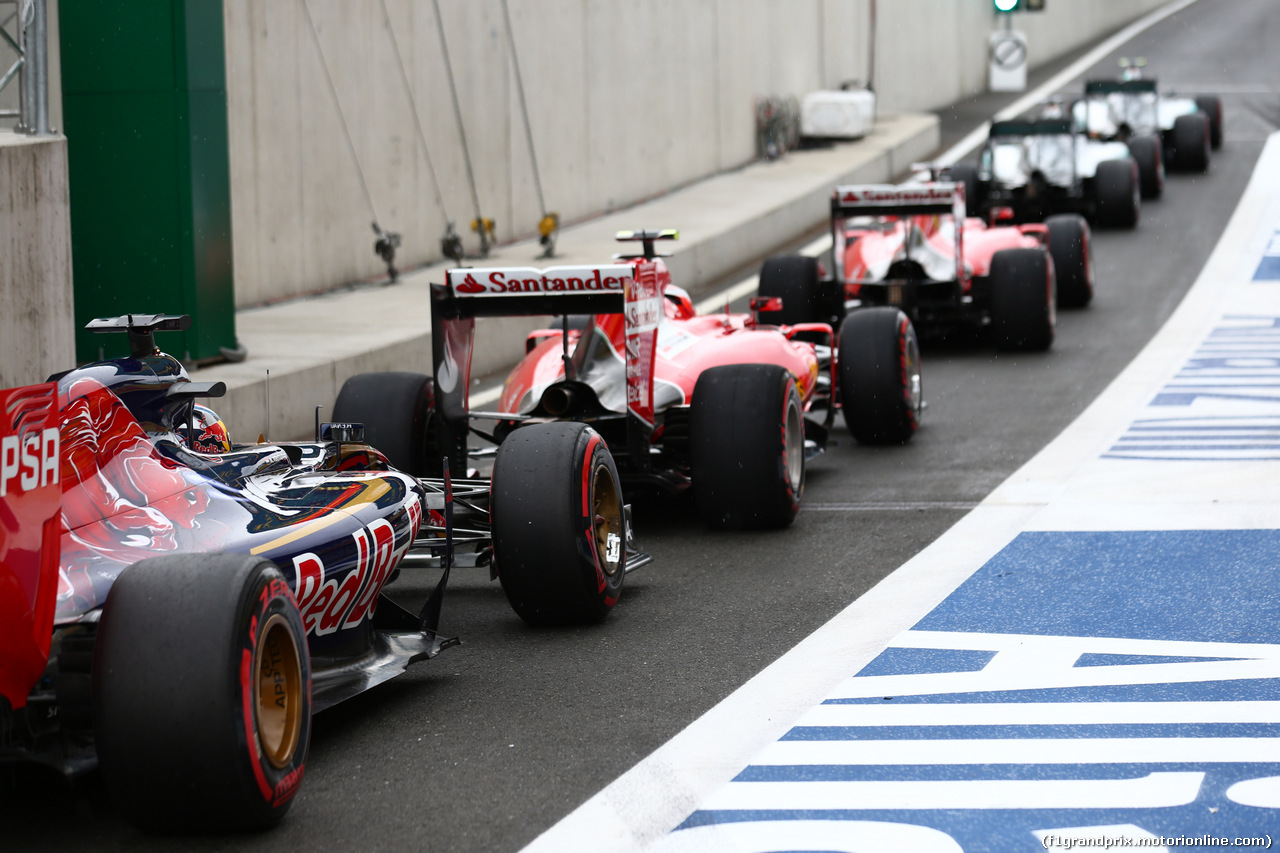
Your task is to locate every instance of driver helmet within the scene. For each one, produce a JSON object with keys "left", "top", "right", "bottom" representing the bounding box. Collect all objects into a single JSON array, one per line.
[
  {"left": 1039, "top": 98, "right": 1065, "bottom": 119},
  {"left": 187, "top": 404, "right": 232, "bottom": 454}
]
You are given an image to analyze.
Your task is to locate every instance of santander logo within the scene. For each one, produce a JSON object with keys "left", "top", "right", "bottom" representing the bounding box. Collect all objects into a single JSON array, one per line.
[
  {"left": 447, "top": 265, "right": 634, "bottom": 298},
  {"left": 837, "top": 185, "right": 957, "bottom": 206}
]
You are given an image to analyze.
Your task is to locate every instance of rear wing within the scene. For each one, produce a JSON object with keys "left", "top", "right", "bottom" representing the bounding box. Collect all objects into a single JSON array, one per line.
[
  {"left": 830, "top": 184, "right": 966, "bottom": 287},
  {"left": 443, "top": 265, "right": 634, "bottom": 317},
  {"left": 0, "top": 383, "right": 62, "bottom": 710},
  {"left": 431, "top": 261, "right": 663, "bottom": 467},
  {"left": 989, "top": 118, "right": 1074, "bottom": 137},
  {"left": 1084, "top": 79, "right": 1157, "bottom": 95},
  {"left": 831, "top": 183, "right": 965, "bottom": 219}
]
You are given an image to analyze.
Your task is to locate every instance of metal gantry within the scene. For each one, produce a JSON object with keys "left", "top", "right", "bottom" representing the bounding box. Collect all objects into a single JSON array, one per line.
[{"left": 0, "top": 0, "right": 50, "bottom": 134}]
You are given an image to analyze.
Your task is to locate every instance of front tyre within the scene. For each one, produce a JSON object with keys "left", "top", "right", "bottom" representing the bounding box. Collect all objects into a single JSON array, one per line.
[
  {"left": 1195, "top": 95, "right": 1223, "bottom": 150},
  {"left": 1094, "top": 158, "right": 1139, "bottom": 229},
  {"left": 94, "top": 554, "right": 311, "bottom": 832},
  {"left": 333, "top": 371, "right": 440, "bottom": 477},
  {"left": 1045, "top": 214, "right": 1094, "bottom": 309},
  {"left": 838, "top": 307, "right": 922, "bottom": 445},
  {"left": 691, "top": 364, "right": 804, "bottom": 530},
  {"left": 1127, "top": 135, "right": 1164, "bottom": 200},
  {"left": 1171, "top": 113, "right": 1210, "bottom": 173},
  {"left": 757, "top": 255, "right": 821, "bottom": 326},
  {"left": 990, "top": 248, "right": 1055, "bottom": 352},
  {"left": 492, "top": 422, "right": 625, "bottom": 626},
  {"left": 947, "top": 162, "right": 984, "bottom": 217}
]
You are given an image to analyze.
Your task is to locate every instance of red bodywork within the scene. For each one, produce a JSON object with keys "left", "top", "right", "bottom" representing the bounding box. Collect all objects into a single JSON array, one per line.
[
  {"left": 840, "top": 213, "right": 1048, "bottom": 297},
  {"left": 497, "top": 256, "right": 822, "bottom": 421},
  {"left": 0, "top": 385, "right": 61, "bottom": 710}
]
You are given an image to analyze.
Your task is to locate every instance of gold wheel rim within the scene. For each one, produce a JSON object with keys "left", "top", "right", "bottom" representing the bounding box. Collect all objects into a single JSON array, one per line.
[
  {"left": 254, "top": 613, "right": 304, "bottom": 770},
  {"left": 592, "top": 466, "right": 623, "bottom": 579},
  {"left": 784, "top": 396, "right": 803, "bottom": 492}
]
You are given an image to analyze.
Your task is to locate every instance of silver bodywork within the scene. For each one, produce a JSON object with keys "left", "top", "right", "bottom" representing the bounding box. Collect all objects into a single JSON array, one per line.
[
  {"left": 983, "top": 133, "right": 1132, "bottom": 188},
  {"left": 1073, "top": 93, "right": 1198, "bottom": 137}
]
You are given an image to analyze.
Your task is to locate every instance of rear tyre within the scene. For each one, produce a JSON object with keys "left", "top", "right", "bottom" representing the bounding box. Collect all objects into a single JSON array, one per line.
[
  {"left": 333, "top": 371, "right": 440, "bottom": 477},
  {"left": 95, "top": 554, "right": 311, "bottom": 832},
  {"left": 1171, "top": 113, "right": 1210, "bottom": 173},
  {"left": 947, "top": 162, "right": 984, "bottom": 217},
  {"left": 1195, "top": 95, "right": 1223, "bottom": 150},
  {"left": 1094, "top": 158, "right": 1140, "bottom": 229},
  {"left": 989, "top": 248, "right": 1055, "bottom": 352},
  {"left": 1045, "top": 214, "right": 1094, "bottom": 309},
  {"left": 1127, "top": 134, "right": 1164, "bottom": 200},
  {"left": 492, "top": 422, "right": 625, "bottom": 626},
  {"left": 691, "top": 364, "right": 803, "bottom": 530},
  {"left": 757, "top": 255, "right": 821, "bottom": 325},
  {"left": 838, "top": 307, "right": 922, "bottom": 445}
]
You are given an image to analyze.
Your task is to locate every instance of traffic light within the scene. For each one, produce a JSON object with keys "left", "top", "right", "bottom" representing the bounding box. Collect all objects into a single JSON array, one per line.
[{"left": 994, "top": 0, "right": 1045, "bottom": 11}]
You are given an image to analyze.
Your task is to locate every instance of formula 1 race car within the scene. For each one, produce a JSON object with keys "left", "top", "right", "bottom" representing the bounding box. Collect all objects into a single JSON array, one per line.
[
  {"left": 759, "top": 181, "right": 1088, "bottom": 351},
  {"left": 1073, "top": 58, "right": 1223, "bottom": 175},
  {"left": 333, "top": 231, "right": 922, "bottom": 536},
  {"left": 0, "top": 313, "right": 634, "bottom": 832},
  {"left": 953, "top": 112, "right": 1147, "bottom": 228}
]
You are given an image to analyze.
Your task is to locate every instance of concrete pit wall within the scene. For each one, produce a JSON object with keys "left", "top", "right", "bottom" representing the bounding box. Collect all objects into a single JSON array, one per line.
[
  {"left": 0, "top": 133, "right": 73, "bottom": 387},
  {"left": 223, "top": 0, "right": 1169, "bottom": 309}
]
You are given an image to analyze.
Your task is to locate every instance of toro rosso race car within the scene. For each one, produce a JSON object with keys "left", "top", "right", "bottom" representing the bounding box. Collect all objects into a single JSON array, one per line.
[
  {"left": 0, "top": 313, "right": 636, "bottom": 831},
  {"left": 1073, "top": 58, "right": 1223, "bottom": 175},
  {"left": 759, "top": 180, "right": 1092, "bottom": 351},
  {"left": 334, "top": 230, "right": 922, "bottom": 535},
  {"left": 953, "top": 108, "right": 1149, "bottom": 228}
]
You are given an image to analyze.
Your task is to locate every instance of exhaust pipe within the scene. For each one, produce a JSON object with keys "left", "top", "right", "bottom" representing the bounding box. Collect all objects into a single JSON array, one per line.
[{"left": 541, "top": 384, "right": 577, "bottom": 417}]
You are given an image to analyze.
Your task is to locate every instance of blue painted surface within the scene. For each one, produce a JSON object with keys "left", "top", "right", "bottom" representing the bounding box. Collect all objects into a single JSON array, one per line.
[
  {"left": 673, "top": 531, "right": 1280, "bottom": 851},
  {"left": 1253, "top": 256, "right": 1280, "bottom": 281},
  {"left": 913, "top": 530, "right": 1280, "bottom": 643},
  {"left": 1107, "top": 315, "right": 1280, "bottom": 459}
]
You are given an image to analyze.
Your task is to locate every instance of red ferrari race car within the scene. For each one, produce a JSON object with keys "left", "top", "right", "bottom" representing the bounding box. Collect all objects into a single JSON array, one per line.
[
  {"left": 333, "top": 231, "right": 922, "bottom": 536},
  {"left": 0, "top": 314, "right": 635, "bottom": 832},
  {"left": 758, "top": 180, "right": 1094, "bottom": 350}
]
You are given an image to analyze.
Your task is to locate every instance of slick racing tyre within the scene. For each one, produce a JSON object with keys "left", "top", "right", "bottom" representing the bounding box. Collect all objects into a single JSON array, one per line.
[
  {"left": 1127, "top": 134, "right": 1165, "bottom": 200},
  {"left": 947, "top": 162, "right": 984, "bottom": 216},
  {"left": 1045, "top": 214, "right": 1094, "bottom": 309},
  {"left": 690, "top": 363, "right": 804, "bottom": 529},
  {"left": 333, "top": 371, "right": 442, "bottom": 477},
  {"left": 757, "top": 254, "right": 822, "bottom": 326},
  {"left": 990, "top": 248, "right": 1055, "bottom": 352},
  {"left": 492, "top": 422, "right": 625, "bottom": 626},
  {"left": 838, "top": 307, "right": 922, "bottom": 445},
  {"left": 1171, "top": 113, "right": 1210, "bottom": 173},
  {"left": 95, "top": 554, "right": 311, "bottom": 832},
  {"left": 1094, "top": 158, "right": 1140, "bottom": 229},
  {"left": 1195, "top": 95, "right": 1224, "bottom": 150}
]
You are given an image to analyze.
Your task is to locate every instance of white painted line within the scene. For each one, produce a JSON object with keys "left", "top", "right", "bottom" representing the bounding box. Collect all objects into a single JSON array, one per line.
[
  {"left": 934, "top": 0, "right": 1202, "bottom": 166},
  {"left": 696, "top": 772, "right": 1203, "bottom": 811},
  {"left": 691, "top": 232, "right": 833, "bottom": 316},
  {"left": 471, "top": 384, "right": 503, "bottom": 407},
  {"left": 795, "top": 700, "right": 1280, "bottom": 727},
  {"left": 693, "top": 276, "right": 760, "bottom": 315},
  {"left": 1167, "top": 83, "right": 1276, "bottom": 94},
  {"left": 652, "top": 821, "right": 969, "bottom": 853},
  {"left": 755, "top": 738, "right": 1280, "bottom": 766},
  {"left": 827, "top": 659, "right": 1280, "bottom": 699}
]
